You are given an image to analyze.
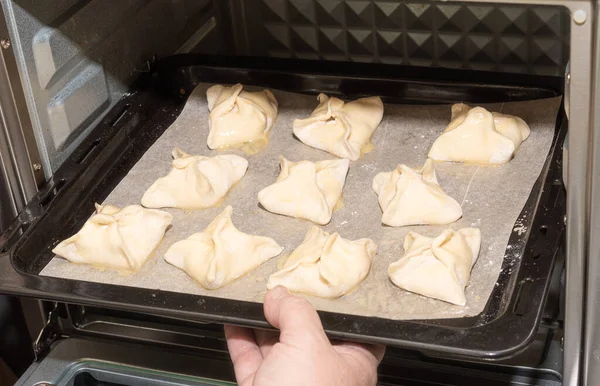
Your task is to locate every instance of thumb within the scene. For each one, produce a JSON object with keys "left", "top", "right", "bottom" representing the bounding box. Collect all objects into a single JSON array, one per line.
[{"left": 264, "top": 286, "right": 328, "bottom": 345}]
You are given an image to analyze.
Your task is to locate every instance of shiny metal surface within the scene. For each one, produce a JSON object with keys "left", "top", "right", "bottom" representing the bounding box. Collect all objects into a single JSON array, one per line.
[
  {"left": 558, "top": 5, "right": 593, "bottom": 386},
  {"left": 16, "top": 338, "right": 235, "bottom": 386},
  {"left": 0, "top": 156, "right": 17, "bottom": 232},
  {"left": 0, "top": 3, "right": 42, "bottom": 231},
  {"left": 583, "top": 3, "right": 600, "bottom": 385}
]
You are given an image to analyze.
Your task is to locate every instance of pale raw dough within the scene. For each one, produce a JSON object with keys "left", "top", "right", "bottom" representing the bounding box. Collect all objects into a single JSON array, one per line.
[
  {"left": 292, "top": 94, "right": 384, "bottom": 161},
  {"left": 141, "top": 148, "right": 248, "bottom": 210},
  {"left": 206, "top": 84, "right": 278, "bottom": 149},
  {"left": 372, "top": 158, "right": 462, "bottom": 227},
  {"left": 164, "top": 206, "right": 283, "bottom": 289},
  {"left": 388, "top": 228, "right": 481, "bottom": 306},
  {"left": 257, "top": 157, "right": 349, "bottom": 225},
  {"left": 428, "top": 103, "right": 530, "bottom": 165},
  {"left": 267, "top": 226, "right": 377, "bottom": 298},
  {"left": 52, "top": 204, "right": 172, "bottom": 272},
  {"left": 492, "top": 111, "right": 531, "bottom": 148}
]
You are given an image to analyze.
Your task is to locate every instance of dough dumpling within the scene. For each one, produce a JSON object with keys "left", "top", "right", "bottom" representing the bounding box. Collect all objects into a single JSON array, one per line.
[
  {"left": 388, "top": 228, "right": 481, "bottom": 306},
  {"left": 52, "top": 204, "right": 172, "bottom": 272},
  {"left": 293, "top": 94, "right": 383, "bottom": 161},
  {"left": 141, "top": 148, "right": 248, "bottom": 210},
  {"left": 257, "top": 157, "right": 349, "bottom": 225},
  {"left": 267, "top": 226, "right": 376, "bottom": 298},
  {"left": 206, "top": 84, "right": 278, "bottom": 149},
  {"left": 372, "top": 158, "right": 462, "bottom": 227},
  {"left": 164, "top": 206, "right": 283, "bottom": 289},
  {"left": 428, "top": 103, "right": 530, "bottom": 165}
]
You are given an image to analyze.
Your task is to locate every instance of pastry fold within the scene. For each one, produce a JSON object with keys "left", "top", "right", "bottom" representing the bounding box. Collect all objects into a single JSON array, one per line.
[
  {"left": 141, "top": 148, "right": 248, "bottom": 210},
  {"left": 428, "top": 103, "right": 530, "bottom": 165},
  {"left": 52, "top": 204, "right": 172, "bottom": 272},
  {"left": 267, "top": 226, "right": 376, "bottom": 298},
  {"left": 207, "top": 84, "right": 278, "bottom": 149},
  {"left": 293, "top": 94, "right": 383, "bottom": 161},
  {"left": 258, "top": 157, "right": 349, "bottom": 225},
  {"left": 164, "top": 206, "right": 283, "bottom": 289},
  {"left": 372, "top": 158, "right": 462, "bottom": 227},
  {"left": 388, "top": 228, "right": 481, "bottom": 306}
]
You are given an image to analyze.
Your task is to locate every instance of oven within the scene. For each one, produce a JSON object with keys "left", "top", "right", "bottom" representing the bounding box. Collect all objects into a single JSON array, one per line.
[{"left": 0, "top": 0, "right": 595, "bottom": 385}]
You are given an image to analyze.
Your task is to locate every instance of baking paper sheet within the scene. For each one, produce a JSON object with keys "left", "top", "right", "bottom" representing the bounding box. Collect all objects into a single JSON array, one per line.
[{"left": 41, "top": 83, "right": 561, "bottom": 320}]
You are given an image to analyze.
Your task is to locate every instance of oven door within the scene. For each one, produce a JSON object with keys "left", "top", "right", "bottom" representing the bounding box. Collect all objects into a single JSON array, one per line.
[
  {"left": 17, "top": 334, "right": 565, "bottom": 386},
  {"left": 16, "top": 338, "right": 236, "bottom": 386},
  {"left": 16, "top": 299, "right": 565, "bottom": 386}
]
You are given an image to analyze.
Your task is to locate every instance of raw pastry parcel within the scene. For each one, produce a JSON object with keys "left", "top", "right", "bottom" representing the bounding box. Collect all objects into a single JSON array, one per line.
[
  {"left": 372, "top": 158, "right": 462, "bottom": 227},
  {"left": 258, "top": 157, "right": 349, "bottom": 225},
  {"left": 53, "top": 204, "right": 172, "bottom": 272},
  {"left": 293, "top": 94, "right": 383, "bottom": 161},
  {"left": 164, "top": 206, "right": 283, "bottom": 289},
  {"left": 206, "top": 84, "right": 278, "bottom": 150},
  {"left": 268, "top": 226, "right": 376, "bottom": 298},
  {"left": 429, "top": 103, "right": 530, "bottom": 165},
  {"left": 141, "top": 148, "right": 248, "bottom": 210},
  {"left": 388, "top": 228, "right": 481, "bottom": 306}
]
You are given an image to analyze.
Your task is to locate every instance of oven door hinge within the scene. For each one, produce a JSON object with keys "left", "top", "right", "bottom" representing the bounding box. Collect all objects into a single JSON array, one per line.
[{"left": 33, "top": 302, "right": 59, "bottom": 360}]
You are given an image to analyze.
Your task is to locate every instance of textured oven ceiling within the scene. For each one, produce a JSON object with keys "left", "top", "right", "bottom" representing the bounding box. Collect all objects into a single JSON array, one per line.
[{"left": 240, "top": 0, "right": 569, "bottom": 75}]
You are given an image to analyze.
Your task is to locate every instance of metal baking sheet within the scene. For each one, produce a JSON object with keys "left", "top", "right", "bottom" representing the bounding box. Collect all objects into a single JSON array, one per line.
[{"left": 40, "top": 83, "right": 560, "bottom": 321}]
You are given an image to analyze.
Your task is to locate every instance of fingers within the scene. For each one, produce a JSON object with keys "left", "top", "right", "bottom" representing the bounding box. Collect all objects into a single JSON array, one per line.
[
  {"left": 224, "top": 325, "right": 262, "bottom": 385},
  {"left": 254, "top": 329, "right": 279, "bottom": 358},
  {"left": 368, "top": 343, "right": 386, "bottom": 363},
  {"left": 336, "top": 341, "right": 386, "bottom": 364},
  {"left": 333, "top": 343, "right": 386, "bottom": 386},
  {"left": 263, "top": 286, "right": 328, "bottom": 345}
]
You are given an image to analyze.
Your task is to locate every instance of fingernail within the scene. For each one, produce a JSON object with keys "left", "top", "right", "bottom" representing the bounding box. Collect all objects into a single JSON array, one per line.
[{"left": 270, "top": 286, "right": 289, "bottom": 300}]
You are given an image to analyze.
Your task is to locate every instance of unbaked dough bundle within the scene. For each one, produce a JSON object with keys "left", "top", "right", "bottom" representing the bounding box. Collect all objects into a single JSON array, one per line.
[
  {"left": 429, "top": 103, "right": 530, "bottom": 165},
  {"left": 206, "top": 84, "right": 278, "bottom": 150},
  {"left": 372, "top": 158, "right": 462, "bottom": 227},
  {"left": 164, "top": 206, "right": 283, "bottom": 289},
  {"left": 267, "top": 226, "right": 377, "bottom": 298},
  {"left": 52, "top": 204, "right": 172, "bottom": 272},
  {"left": 141, "top": 148, "right": 248, "bottom": 210},
  {"left": 293, "top": 94, "right": 384, "bottom": 161},
  {"left": 258, "top": 157, "right": 349, "bottom": 225},
  {"left": 388, "top": 228, "right": 481, "bottom": 306}
]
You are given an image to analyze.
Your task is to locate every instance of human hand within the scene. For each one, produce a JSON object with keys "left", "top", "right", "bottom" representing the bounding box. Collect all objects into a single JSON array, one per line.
[{"left": 225, "top": 286, "right": 385, "bottom": 386}]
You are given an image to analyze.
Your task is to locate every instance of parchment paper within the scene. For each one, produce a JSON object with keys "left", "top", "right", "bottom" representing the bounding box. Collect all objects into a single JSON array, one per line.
[{"left": 41, "top": 83, "right": 561, "bottom": 320}]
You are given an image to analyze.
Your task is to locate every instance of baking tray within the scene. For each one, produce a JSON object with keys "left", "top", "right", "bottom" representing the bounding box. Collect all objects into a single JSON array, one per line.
[{"left": 0, "top": 54, "right": 566, "bottom": 359}]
